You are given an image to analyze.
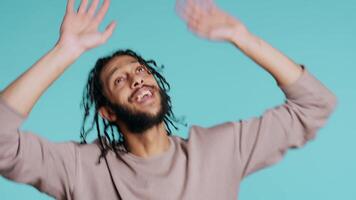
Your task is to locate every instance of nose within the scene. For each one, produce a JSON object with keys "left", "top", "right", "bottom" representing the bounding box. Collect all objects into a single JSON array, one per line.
[{"left": 131, "top": 75, "right": 144, "bottom": 89}]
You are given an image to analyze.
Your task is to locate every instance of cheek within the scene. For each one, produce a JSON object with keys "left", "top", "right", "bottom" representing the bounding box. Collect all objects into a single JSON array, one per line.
[
  {"left": 110, "top": 88, "right": 131, "bottom": 104},
  {"left": 146, "top": 76, "right": 159, "bottom": 87}
]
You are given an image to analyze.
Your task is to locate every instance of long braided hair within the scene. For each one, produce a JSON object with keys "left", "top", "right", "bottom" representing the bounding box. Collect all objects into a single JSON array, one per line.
[{"left": 80, "top": 49, "right": 185, "bottom": 161}]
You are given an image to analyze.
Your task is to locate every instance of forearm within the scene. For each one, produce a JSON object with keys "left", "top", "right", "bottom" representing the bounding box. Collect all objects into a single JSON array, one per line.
[
  {"left": 230, "top": 31, "right": 303, "bottom": 87},
  {"left": 0, "top": 44, "right": 79, "bottom": 117},
  {"left": 0, "top": 0, "right": 114, "bottom": 117}
]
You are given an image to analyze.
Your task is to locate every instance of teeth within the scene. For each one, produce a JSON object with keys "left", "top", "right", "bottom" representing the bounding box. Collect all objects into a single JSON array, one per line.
[{"left": 136, "top": 89, "right": 152, "bottom": 102}]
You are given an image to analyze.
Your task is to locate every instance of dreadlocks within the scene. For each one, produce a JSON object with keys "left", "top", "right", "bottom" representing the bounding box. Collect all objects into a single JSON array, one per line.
[{"left": 80, "top": 49, "right": 186, "bottom": 161}]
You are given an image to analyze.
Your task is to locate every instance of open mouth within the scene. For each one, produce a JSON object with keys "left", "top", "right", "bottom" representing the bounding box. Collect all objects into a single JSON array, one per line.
[{"left": 131, "top": 86, "right": 155, "bottom": 104}]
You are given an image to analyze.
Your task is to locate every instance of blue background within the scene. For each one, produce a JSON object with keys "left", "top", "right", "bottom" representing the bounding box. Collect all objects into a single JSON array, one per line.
[{"left": 0, "top": 0, "right": 355, "bottom": 199}]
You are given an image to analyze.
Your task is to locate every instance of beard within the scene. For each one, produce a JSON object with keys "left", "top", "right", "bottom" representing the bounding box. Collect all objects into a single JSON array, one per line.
[{"left": 108, "top": 88, "right": 169, "bottom": 134}]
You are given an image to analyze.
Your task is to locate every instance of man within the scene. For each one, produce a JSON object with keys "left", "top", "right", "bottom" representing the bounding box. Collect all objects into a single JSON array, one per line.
[{"left": 0, "top": 0, "right": 337, "bottom": 199}]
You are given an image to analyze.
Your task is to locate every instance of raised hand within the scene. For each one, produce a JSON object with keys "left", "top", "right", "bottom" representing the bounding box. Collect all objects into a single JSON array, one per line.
[
  {"left": 57, "top": 0, "right": 116, "bottom": 56},
  {"left": 176, "top": 0, "right": 249, "bottom": 42}
]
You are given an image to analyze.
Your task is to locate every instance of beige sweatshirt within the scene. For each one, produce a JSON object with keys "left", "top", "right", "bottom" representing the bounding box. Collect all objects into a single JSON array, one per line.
[{"left": 0, "top": 67, "right": 337, "bottom": 200}]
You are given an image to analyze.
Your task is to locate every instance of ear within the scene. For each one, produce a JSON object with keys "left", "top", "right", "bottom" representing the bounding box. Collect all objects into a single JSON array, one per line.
[{"left": 98, "top": 106, "right": 117, "bottom": 122}]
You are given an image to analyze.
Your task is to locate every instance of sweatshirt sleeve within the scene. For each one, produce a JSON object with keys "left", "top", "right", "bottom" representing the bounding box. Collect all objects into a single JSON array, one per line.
[
  {"left": 0, "top": 98, "right": 78, "bottom": 200},
  {"left": 234, "top": 65, "right": 338, "bottom": 178}
]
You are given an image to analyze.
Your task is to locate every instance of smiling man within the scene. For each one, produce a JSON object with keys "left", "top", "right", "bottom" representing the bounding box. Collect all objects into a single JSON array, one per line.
[
  {"left": 84, "top": 51, "right": 174, "bottom": 157},
  {"left": 0, "top": 0, "right": 337, "bottom": 199}
]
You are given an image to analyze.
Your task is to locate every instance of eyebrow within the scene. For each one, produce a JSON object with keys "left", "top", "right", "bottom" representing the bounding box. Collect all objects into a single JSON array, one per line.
[{"left": 107, "top": 60, "right": 140, "bottom": 85}]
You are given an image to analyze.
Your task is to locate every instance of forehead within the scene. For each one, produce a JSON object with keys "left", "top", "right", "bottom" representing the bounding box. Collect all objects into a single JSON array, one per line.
[
  {"left": 104, "top": 55, "right": 139, "bottom": 73},
  {"left": 101, "top": 55, "right": 139, "bottom": 78}
]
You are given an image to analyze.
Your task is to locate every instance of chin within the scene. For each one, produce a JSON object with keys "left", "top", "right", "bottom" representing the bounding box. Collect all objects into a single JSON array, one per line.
[
  {"left": 135, "top": 97, "right": 161, "bottom": 113},
  {"left": 137, "top": 106, "right": 161, "bottom": 117}
]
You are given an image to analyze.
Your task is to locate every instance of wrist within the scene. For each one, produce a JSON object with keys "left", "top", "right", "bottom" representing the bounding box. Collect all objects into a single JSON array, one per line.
[
  {"left": 48, "top": 43, "right": 82, "bottom": 72},
  {"left": 228, "top": 27, "right": 254, "bottom": 48},
  {"left": 54, "top": 40, "right": 84, "bottom": 60}
]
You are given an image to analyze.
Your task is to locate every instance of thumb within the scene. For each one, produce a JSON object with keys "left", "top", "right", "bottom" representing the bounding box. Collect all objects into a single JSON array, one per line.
[{"left": 101, "top": 21, "right": 117, "bottom": 44}]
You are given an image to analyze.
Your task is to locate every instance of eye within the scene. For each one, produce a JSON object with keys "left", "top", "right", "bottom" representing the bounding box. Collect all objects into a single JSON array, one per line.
[
  {"left": 114, "top": 76, "right": 125, "bottom": 86},
  {"left": 136, "top": 65, "right": 146, "bottom": 73}
]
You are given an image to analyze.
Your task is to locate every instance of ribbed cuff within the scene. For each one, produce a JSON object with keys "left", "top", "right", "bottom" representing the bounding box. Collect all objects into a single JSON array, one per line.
[
  {"left": 0, "top": 97, "right": 27, "bottom": 129},
  {"left": 279, "top": 65, "right": 322, "bottom": 100}
]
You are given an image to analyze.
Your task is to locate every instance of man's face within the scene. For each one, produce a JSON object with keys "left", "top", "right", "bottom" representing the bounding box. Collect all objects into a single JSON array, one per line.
[{"left": 100, "top": 55, "right": 168, "bottom": 133}]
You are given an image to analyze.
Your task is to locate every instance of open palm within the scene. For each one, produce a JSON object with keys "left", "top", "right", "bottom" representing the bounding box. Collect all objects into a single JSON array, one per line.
[
  {"left": 58, "top": 0, "right": 116, "bottom": 55},
  {"left": 176, "top": 0, "right": 248, "bottom": 42}
]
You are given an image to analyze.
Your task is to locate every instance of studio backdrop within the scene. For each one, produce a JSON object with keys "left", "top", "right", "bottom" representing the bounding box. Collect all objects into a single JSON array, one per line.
[{"left": 0, "top": 0, "right": 355, "bottom": 199}]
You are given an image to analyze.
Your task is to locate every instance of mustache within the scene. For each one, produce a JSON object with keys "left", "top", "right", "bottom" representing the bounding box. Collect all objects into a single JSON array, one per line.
[{"left": 129, "top": 84, "right": 157, "bottom": 101}]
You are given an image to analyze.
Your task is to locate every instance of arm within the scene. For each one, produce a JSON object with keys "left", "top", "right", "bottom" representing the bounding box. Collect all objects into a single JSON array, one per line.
[
  {"left": 177, "top": 0, "right": 337, "bottom": 178},
  {"left": 176, "top": 0, "right": 302, "bottom": 87},
  {"left": 0, "top": 0, "right": 116, "bottom": 116},
  {"left": 234, "top": 67, "right": 337, "bottom": 177},
  {"left": 0, "top": 0, "right": 116, "bottom": 197}
]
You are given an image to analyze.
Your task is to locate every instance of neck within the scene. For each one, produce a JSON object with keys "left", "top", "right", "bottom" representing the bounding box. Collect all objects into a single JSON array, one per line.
[{"left": 120, "top": 122, "right": 171, "bottom": 158}]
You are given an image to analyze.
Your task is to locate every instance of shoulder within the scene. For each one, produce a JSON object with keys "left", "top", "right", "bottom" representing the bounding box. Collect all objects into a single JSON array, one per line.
[
  {"left": 188, "top": 121, "right": 236, "bottom": 144},
  {"left": 74, "top": 139, "right": 104, "bottom": 163},
  {"left": 176, "top": 121, "right": 236, "bottom": 156}
]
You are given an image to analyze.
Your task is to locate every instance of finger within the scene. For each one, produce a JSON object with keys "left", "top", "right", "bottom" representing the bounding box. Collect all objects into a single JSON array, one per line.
[
  {"left": 205, "top": 0, "right": 214, "bottom": 6},
  {"left": 187, "top": 24, "right": 207, "bottom": 39},
  {"left": 186, "top": 11, "right": 210, "bottom": 32},
  {"left": 176, "top": 3, "right": 190, "bottom": 21},
  {"left": 66, "top": 0, "right": 75, "bottom": 13},
  {"left": 188, "top": 14, "right": 206, "bottom": 30},
  {"left": 176, "top": 0, "right": 195, "bottom": 20},
  {"left": 187, "top": 0, "right": 203, "bottom": 10},
  {"left": 78, "top": 0, "right": 88, "bottom": 14},
  {"left": 175, "top": 0, "right": 187, "bottom": 20},
  {"left": 101, "top": 21, "right": 117, "bottom": 43},
  {"left": 177, "top": 0, "right": 205, "bottom": 24},
  {"left": 186, "top": 0, "right": 198, "bottom": 5},
  {"left": 93, "top": 0, "right": 110, "bottom": 25},
  {"left": 87, "top": 0, "right": 100, "bottom": 16},
  {"left": 199, "top": 0, "right": 215, "bottom": 11},
  {"left": 199, "top": 0, "right": 214, "bottom": 6},
  {"left": 175, "top": 0, "right": 185, "bottom": 9},
  {"left": 185, "top": 1, "right": 205, "bottom": 23}
]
